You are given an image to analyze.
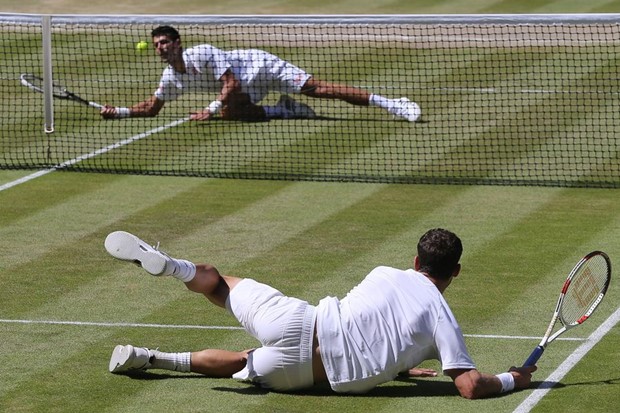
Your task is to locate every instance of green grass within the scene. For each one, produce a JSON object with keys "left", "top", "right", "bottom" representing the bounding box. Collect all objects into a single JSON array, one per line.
[
  {"left": 1, "top": 172, "right": 619, "bottom": 412},
  {"left": 2, "top": 2, "right": 620, "bottom": 412}
]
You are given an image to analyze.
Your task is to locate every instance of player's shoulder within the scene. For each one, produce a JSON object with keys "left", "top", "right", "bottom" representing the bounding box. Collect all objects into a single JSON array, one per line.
[
  {"left": 186, "top": 43, "right": 224, "bottom": 54},
  {"left": 368, "top": 265, "right": 415, "bottom": 279},
  {"left": 371, "top": 265, "right": 410, "bottom": 273},
  {"left": 369, "top": 265, "right": 397, "bottom": 274}
]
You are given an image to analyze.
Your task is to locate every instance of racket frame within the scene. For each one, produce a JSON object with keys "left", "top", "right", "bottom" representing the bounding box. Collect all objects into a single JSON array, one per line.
[
  {"left": 523, "top": 251, "right": 611, "bottom": 367},
  {"left": 20, "top": 73, "right": 103, "bottom": 109}
]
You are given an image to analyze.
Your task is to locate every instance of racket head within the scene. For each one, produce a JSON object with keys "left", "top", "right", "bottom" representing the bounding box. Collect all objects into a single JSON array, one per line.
[
  {"left": 20, "top": 73, "right": 72, "bottom": 99},
  {"left": 558, "top": 251, "right": 611, "bottom": 327}
]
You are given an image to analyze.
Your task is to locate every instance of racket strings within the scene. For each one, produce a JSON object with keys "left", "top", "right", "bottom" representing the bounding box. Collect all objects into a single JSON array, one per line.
[
  {"left": 560, "top": 256, "right": 609, "bottom": 324},
  {"left": 22, "top": 74, "right": 70, "bottom": 98}
]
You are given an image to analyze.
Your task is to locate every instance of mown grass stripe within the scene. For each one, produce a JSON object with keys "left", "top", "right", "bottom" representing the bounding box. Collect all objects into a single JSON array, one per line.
[
  {"left": 0, "top": 174, "right": 204, "bottom": 269},
  {"left": 0, "top": 181, "right": 384, "bottom": 400}
]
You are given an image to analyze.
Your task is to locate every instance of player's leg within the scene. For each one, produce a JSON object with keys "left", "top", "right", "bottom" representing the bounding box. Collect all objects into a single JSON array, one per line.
[
  {"left": 301, "top": 77, "right": 421, "bottom": 122},
  {"left": 300, "top": 78, "right": 371, "bottom": 106},
  {"left": 185, "top": 264, "right": 242, "bottom": 308},
  {"left": 104, "top": 231, "right": 240, "bottom": 309},
  {"left": 190, "top": 348, "right": 250, "bottom": 376},
  {"left": 220, "top": 92, "right": 267, "bottom": 121},
  {"left": 109, "top": 344, "right": 249, "bottom": 377}
]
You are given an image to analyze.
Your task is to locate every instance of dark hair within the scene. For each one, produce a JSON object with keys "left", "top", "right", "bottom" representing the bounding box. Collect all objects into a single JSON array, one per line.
[
  {"left": 151, "top": 25, "right": 180, "bottom": 41},
  {"left": 417, "top": 228, "right": 462, "bottom": 280}
]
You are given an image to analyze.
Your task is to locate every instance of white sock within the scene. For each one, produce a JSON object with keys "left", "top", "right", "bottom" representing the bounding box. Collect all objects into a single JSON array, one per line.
[
  {"left": 150, "top": 350, "right": 191, "bottom": 372},
  {"left": 163, "top": 258, "right": 196, "bottom": 282},
  {"left": 369, "top": 93, "right": 392, "bottom": 110}
]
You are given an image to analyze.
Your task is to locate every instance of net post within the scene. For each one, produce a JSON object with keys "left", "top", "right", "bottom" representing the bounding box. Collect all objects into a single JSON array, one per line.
[{"left": 42, "top": 15, "right": 54, "bottom": 134}]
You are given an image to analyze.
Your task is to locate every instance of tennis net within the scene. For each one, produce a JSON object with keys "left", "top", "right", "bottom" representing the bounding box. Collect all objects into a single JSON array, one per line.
[{"left": 1, "top": 13, "right": 619, "bottom": 187}]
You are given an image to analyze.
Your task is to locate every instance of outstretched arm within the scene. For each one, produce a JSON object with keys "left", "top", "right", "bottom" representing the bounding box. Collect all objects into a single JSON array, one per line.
[
  {"left": 101, "top": 96, "right": 165, "bottom": 119},
  {"left": 445, "top": 366, "right": 536, "bottom": 399}
]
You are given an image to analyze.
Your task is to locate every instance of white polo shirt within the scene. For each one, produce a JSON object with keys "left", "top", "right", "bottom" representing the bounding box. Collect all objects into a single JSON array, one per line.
[
  {"left": 154, "top": 44, "right": 230, "bottom": 102},
  {"left": 316, "top": 266, "right": 476, "bottom": 393},
  {"left": 154, "top": 45, "right": 311, "bottom": 104}
]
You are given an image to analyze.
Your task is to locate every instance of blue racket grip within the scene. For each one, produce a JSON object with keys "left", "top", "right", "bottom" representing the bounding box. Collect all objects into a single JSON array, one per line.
[{"left": 523, "top": 346, "right": 544, "bottom": 367}]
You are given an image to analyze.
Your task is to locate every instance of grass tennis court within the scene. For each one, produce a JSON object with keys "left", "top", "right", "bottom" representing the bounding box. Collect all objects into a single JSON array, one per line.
[
  {"left": 2, "top": 1, "right": 620, "bottom": 412},
  {"left": 2, "top": 173, "right": 619, "bottom": 412}
]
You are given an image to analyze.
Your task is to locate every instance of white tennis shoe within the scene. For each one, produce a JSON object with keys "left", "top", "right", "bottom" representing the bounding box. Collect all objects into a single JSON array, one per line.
[
  {"left": 104, "top": 231, "right": 170, "bottom": 276},
  {"left": 276, "top": 95, "right": 317, "bottom": 119},
  {"left": 389, "top": 97, "right": 422, "bottom": 122},
  {"left": 109, "top": 344, "right": 153, "bottom": 373}
]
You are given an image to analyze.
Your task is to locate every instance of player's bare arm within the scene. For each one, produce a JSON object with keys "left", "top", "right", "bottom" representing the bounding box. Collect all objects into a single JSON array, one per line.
[
  {"left": 446, "top": 366, "right": 536, "bottom": 399},
  {"left": 100, "top": 96, "right": 165, "bottom": 119},
  {"left": 191, "top": 70, "right": 266, "bottom": 121},
  {"left": 190, "top": 70, "right": 241, "bottom": 121}
]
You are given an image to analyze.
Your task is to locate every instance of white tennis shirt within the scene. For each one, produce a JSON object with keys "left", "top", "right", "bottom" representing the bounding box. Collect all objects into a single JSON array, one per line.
[
  {"left": 154, "top": 45, "right": 310, "bottom": 104},
  {"left": 316, "top": 266, "right": 476, "bottom": 393},
  {"left": 154, "top": 44, "right": 230, "bottom": 102}
]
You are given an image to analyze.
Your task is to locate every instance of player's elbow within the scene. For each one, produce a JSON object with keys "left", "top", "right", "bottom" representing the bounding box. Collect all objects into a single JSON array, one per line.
[
  {"left": 142, "top": 104, "right": 162, "bottom": 117},
  {"left": 457, "top": 384, "right": 484, "bottom": 400},
  {"left": 451, "top": 369, "right": 489, "bottom": 400},
  {"left": 142, "top": 97, "right": 165, "bottom": 117},
  {"left": 143, "top": 110, "right": 159, "bottom": 117}
]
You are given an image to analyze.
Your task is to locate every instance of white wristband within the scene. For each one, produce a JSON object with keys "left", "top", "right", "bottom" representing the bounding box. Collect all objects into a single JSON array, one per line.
[
  {"left": 115, "top": 107, "right": 131, "bottom": 118},
  {"left": 496, "top": 372, "right": 515, "bottom": 393},
  {"left": 207, "top": 100, "right": 223, "bottom": 115}
]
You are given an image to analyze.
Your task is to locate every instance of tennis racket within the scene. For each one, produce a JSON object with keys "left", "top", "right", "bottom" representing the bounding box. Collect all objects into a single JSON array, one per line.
[
  {"left": 20, "top": 73, "right": 103, "bottom": 109},
  {"left": 523, "top": 251, "right": 611, "bottom": 367}
]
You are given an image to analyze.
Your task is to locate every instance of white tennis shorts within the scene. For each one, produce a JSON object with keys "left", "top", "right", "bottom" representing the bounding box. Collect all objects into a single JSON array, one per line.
[
  {"left": 226, "top": 278, "right": 316, "bottom": 391},
  {"left": 228, "top": 49, "right": 313, "bottom": 103}
]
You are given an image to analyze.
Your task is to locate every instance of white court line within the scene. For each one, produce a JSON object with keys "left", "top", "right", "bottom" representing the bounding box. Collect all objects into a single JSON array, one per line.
[
  {"left": 360, "top": 85, "right": 620, "bottom": 95},
  {"left": 0, "top": 117, "right": 189, "bottom": 193},
  {"left": 0, "top": 318, "right": 242, "bottom": 330},
  {"left": 0, "top": 169, "right": 55, "bottom": 191},
  {"left": 430, "top": 87, "right": 617, "bottom": 94},
  {"left": 513, "top": 307, "right": 620, "bottom": 413},
  {"left": 0, "top": 318, "right": 586, "bottom": 342},
  {"left": 466, "top": 333, "right": 584, "bottom": 342}
]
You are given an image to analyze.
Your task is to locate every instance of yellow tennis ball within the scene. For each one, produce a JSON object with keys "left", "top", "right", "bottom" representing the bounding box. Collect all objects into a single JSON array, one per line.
[{"left": 135, "top": 41, "right": 149, "bottom": 51}]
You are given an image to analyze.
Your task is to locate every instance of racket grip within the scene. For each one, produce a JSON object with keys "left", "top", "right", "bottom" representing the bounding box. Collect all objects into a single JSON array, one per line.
[{"left": 523, "top": 346, "right": 544, "bottom": 367}]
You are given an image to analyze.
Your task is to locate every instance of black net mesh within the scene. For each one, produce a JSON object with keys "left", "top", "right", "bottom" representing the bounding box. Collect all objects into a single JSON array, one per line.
[{"left": 2, "top": 15, "right": 619, "bottom": 187}]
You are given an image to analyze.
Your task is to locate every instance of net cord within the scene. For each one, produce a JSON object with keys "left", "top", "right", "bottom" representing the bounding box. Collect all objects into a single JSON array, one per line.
[{"left": 2, "top": 13, "right": 620, "bottom": 26}]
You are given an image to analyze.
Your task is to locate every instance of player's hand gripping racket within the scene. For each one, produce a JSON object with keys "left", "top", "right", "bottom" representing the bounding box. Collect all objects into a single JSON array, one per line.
[
  {"left": 20, "top": 73, "right": 103, "bottom": 109},
  {"left": 523, "top": 251, "right": 611, "bottom": 367}
]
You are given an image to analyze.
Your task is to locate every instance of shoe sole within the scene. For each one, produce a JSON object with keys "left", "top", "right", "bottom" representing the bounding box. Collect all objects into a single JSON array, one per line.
[
  {"left": 105, "top": 231, "right": 167, "bottom": 275},
  {"left": 408, "top": 102, "right": 421, "bottom": 122},
  {"left": 109, "top": 344, "right": 135, "bottom": 373}
]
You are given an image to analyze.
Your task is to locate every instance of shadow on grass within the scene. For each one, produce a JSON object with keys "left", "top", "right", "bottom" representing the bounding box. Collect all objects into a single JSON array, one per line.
[
  {"left": 187, "top": 115, "right": 429, "bottom": 123},
  {"left": 118, "top": 372, "right": 620, "bottom": 398}
]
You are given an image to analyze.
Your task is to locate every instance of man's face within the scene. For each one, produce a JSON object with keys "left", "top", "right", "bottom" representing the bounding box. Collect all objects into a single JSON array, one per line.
[{"left": 152, "top": 35, "right": 181, "bottom": 62}]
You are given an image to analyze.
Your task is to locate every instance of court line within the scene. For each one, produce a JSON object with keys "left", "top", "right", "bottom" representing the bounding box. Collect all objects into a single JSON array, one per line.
[
  {"left": 513, "top": 306, "right": 620, "bottom": 413},
  {"left": 0, "top": 116, "right": 189, "bottom": 193},
  {"left": 0, "top": 318, "right": 586, "bottom": 341},
  {"left": 0, "top": 318, "right": 243, "bottom": 330}
]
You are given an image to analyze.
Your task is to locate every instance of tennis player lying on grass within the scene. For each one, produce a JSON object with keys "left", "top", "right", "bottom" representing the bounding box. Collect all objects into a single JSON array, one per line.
[
  {"left": 100, "top": 25, "right": 421, "bottom": 122},
  {"left": 105, "top": 228, "right": 535, "bottom": 398}
]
